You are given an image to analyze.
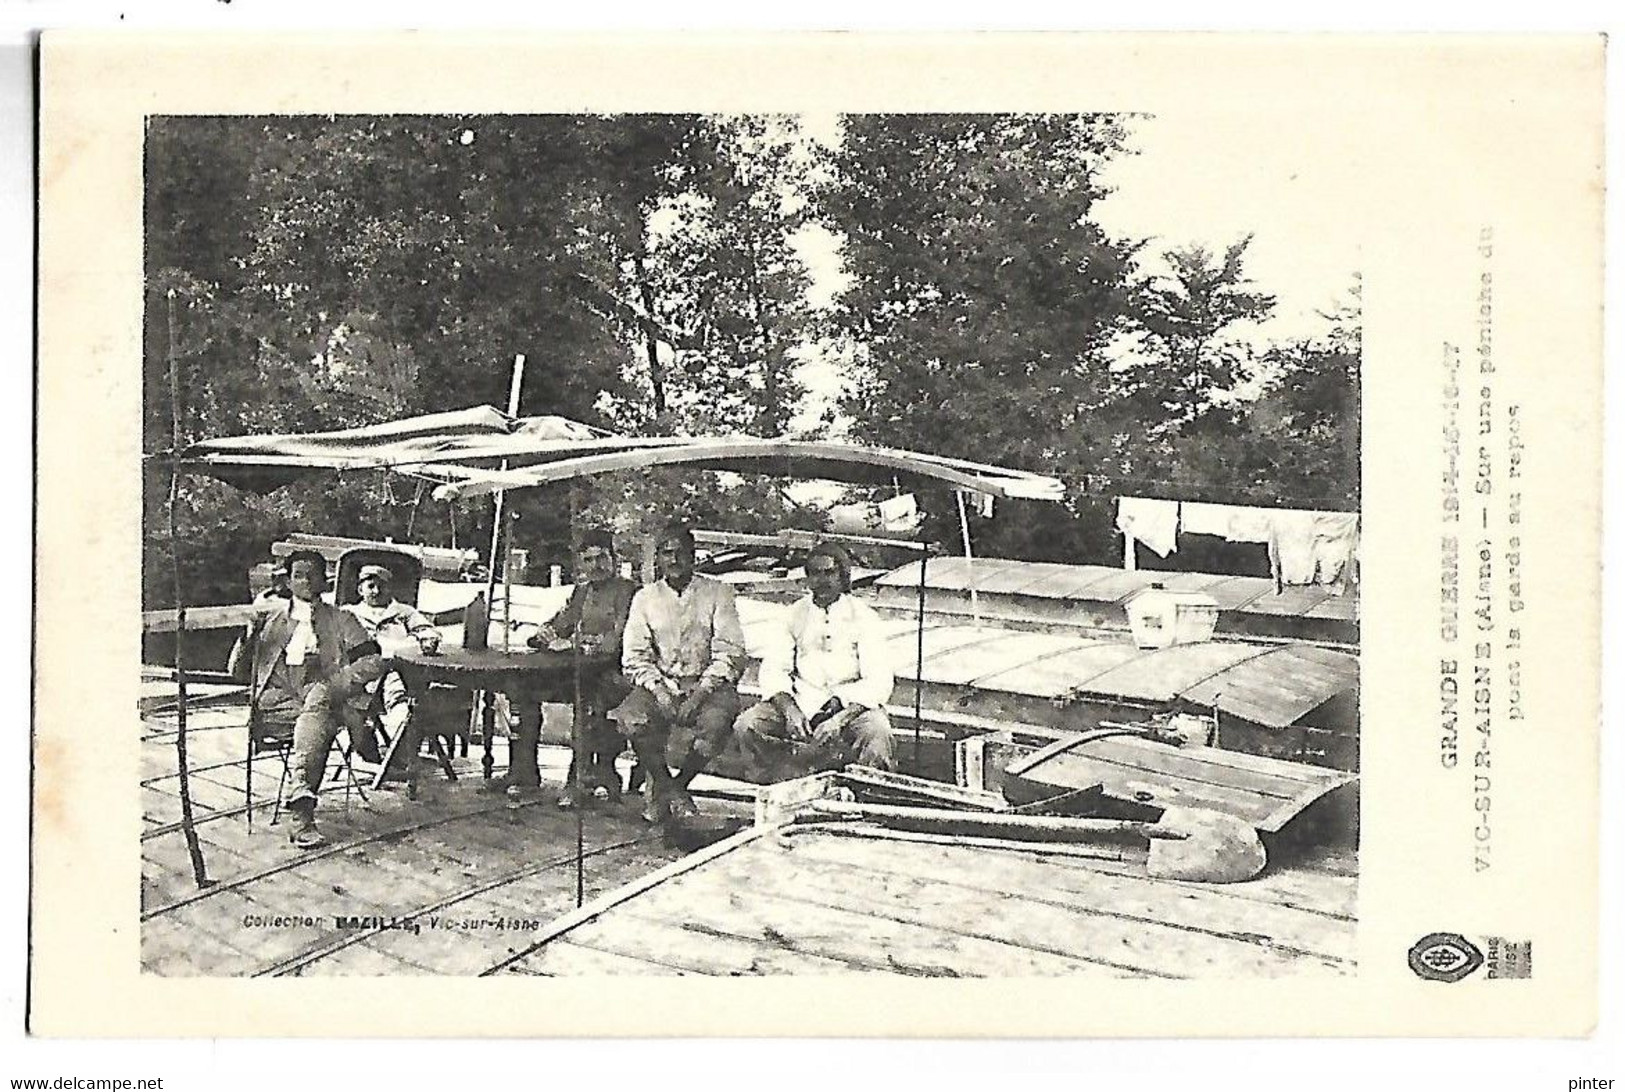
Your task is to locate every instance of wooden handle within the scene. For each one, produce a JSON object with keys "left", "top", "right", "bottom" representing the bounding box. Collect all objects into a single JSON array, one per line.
[{"left": 802, "top": 799, "right": 1184, "bottom": 841}]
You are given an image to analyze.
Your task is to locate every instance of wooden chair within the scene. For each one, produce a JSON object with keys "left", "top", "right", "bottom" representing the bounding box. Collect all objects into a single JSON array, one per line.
[{"left": 333, "top": 547, "right": 425, "bottom": 612}]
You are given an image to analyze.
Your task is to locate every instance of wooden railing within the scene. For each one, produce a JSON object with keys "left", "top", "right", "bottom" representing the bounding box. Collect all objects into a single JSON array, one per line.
[{"left": 141, "top": 603, "right": 256, "bottom": 634}]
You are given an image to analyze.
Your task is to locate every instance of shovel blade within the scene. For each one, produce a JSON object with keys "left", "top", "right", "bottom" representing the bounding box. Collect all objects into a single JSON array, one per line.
[{"left": 1147, "top": 806, "right": 1266, "bottom": 883}]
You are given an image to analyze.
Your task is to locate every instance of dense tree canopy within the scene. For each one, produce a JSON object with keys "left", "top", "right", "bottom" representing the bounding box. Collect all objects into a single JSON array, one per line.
[{"left": 143, "top": 112, "right": 1359, "bottom": 607}]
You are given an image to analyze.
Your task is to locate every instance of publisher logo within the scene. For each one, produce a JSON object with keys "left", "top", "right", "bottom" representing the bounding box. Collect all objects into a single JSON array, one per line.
[
  {"left": 1408, "top": 932, "right": 1485, "bottom": 982},
  {"left": 1484, "top": 935, "right": 1533, "bottom": 979}
]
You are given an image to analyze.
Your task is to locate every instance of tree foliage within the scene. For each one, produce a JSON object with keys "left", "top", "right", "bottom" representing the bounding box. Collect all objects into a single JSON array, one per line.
[
  {"left": 143, "top": 112, "right": 1360, "bottom": 608},
  {"left": 1124, "top": 238, "right": 1276, "bottom": 426},
  {"left": 144, "top": 115, "right": 828, "bottom": 605},
  {"left": 821, "top": 114, "right": 1147, "bottom": 561}
]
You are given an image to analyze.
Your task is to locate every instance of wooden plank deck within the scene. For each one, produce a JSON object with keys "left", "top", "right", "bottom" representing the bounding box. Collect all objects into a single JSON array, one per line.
[
  {"left": 140, "top": 700, "right": 689, "bottom": 977},
  {"left": 508, "top": 825, "right": 1357, "bottom": 978},
  {"left": 143, "top": 691, "right": 1357, "bottom": 980}
]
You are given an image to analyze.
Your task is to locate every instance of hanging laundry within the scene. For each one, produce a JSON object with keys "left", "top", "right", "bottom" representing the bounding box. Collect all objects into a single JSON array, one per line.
[
  {"left": 1266, "top": 509, "right": 1322, "bottom": 588},
  {"left": 955, "top": 490, "right": 995, "bottom": 520},
  {"left": 1179, "top": 501, "right": 1240, "bottom": 538},
  {"left": 829, "top": 501, "right": 880, "bottom": 535},
  {"left": 878, "top": 493, "right": 923, "bottom": 533},
  {"left": 1266, "top": 509, "right": 1361, "bottom": 590},
  {"left": 1225, "top": 507, "right": 1276, "bottom": 544},
  {"left": 1309, "top": 512, "right": 1360, "bottom": 590},
  {"left": 1116, "top": 497, "right": 1180, "bottom": 558},
  {"left": 1177, "top": 500, "right": 1274, "bottom": 543}
]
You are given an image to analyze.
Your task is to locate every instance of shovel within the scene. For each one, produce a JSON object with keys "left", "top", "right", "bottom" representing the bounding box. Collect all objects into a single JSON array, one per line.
[{"left": 798, "top": 799, "right": 1266, "bottom": 883}]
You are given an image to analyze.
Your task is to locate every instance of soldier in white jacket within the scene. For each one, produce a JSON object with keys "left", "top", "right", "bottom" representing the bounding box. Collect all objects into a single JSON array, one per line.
[{"left": 732, "top": 542, "right": 895, "bottom": 782}]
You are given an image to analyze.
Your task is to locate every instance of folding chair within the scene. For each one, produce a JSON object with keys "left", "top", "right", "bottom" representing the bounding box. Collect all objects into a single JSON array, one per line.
[{"left": 244, "top": 705, "right": 371, "bottom": 832}]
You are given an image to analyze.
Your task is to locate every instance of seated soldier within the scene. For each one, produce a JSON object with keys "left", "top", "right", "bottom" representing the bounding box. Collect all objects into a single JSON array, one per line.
[
  {"left": 493, "top": 529, "right": 637, "bottom": 807},
  {"left": 343, "top": 564, "right": 440, "bottom": 762},
  {"left": 229, "top": 550, "right": 385, "bottom": 849},
  {"left": 613, "top": 523, "right": 745, "bottom": 824},
  {"left": 733, "top": 542, "right": 895, "bottom": 781}
]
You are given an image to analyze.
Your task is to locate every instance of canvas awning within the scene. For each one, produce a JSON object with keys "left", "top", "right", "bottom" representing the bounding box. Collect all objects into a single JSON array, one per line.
[
  {"left": 175, "top": 406, "right": 611, "bottom": 492},
  {"left": 422, "top": 437, "right": 1066, "bottom": 502},
  {"left": 176, "top": 406, "right": 1067, "bottom": 502}
]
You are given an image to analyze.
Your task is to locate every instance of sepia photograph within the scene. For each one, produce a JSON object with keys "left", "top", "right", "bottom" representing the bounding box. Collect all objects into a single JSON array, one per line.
[
  {"left": 31, "top": 31, "right": 1602, "bottom": 1039},
  {"left": 136, "top": 110, "right": 1362, "bottom": 979}
]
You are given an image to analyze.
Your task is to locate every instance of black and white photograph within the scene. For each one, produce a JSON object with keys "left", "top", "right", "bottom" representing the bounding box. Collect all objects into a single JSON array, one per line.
[
  {"left": 31, "top": 30, "right": 1604, "bottom": 1041},
  {"left": 133, "top": 106, "right": 1364, "bottom": 979}
]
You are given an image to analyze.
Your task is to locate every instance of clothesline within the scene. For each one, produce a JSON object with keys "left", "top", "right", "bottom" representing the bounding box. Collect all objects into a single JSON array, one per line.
[
  {"left": 1114, "top": 496, "right": 1360, "bottom": 592},
  {"left": 1079, "top": 474, "right": 1358, "bottom": 512}
]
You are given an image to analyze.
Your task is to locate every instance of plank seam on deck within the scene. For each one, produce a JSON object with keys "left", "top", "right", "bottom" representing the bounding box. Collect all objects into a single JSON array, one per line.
[
  {"left": 783, "top": 839, "right": 1351, "bottom": 966},
  {"left": 481, "top": 823, "right": 779, "bottom": 976},
  {"left": 743, "top": 886, "right": 1181, "bottom": 979},
  {"left": 257, "top": 836, "right": 652, "bottom": 977},
  {"left": 141, "top": 798, "right": 547, "bottom": 921},
  {"left": 1019, "top": 749, "right": 1305, "bottom": 801}
]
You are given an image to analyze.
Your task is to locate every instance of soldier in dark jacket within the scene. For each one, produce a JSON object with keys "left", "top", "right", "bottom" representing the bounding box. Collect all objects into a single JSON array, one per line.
[
  {"left": 230, "top": 550, "right": 385, "bottom": 848},
  {"left": 495, "top": 529, "right": 637, "bottom": 807}
]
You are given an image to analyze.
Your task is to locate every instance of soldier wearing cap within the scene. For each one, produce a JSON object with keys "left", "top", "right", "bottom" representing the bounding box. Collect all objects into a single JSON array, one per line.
[
  {"left": 347, "top": 564, "right": 440, "bottom": 656},
  {"left": 344, "top": 564, "right": 441, "bottom": 760}
]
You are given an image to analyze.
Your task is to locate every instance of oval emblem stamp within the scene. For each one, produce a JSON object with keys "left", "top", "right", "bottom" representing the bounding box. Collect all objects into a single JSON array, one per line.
[{"left": 1408, "top": 932, "right": 1485, "bottom": 982}]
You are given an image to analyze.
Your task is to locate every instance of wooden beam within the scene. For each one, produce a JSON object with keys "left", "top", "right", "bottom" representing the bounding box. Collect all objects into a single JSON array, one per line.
[
  {"left": 1005, "top": 725, "right": 1162, "bottom": 777},
  {"left": 694, "top": 527, "right": 936, "bottom": 554},
  {"left": 837, "top": 765, "right": 1009, "bottom": 812},
  {"left": 788, "top": 822, "right": 1133, "bottom": 863},
  {"left": 142, "top": 603, "right": 255, "bottom": 634}
]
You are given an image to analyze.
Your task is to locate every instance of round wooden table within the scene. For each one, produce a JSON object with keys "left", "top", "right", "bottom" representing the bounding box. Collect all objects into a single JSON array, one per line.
[{"left": 388, "top": 645, "right": 614, "bottom": 784}]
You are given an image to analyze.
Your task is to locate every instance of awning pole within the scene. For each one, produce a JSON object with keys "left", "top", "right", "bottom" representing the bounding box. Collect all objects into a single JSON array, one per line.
[
  {"left": 956, "top": 490, "right": 981, "bottom": 627},
  {"left": 501, "top": 508, "right": 515, "bottom": 655},
  {"left": 165, "top": 289, "right": 210, "bottom": 890},
  {"left": 477, "top": 354, "right": 525, "bottom": 778},
  {"left": 913, "top": 541, "right": 927, "bottom": 771},
  {"left": 569, "top": 490, "right": 585, "bottom": 908},
  {"left": 483, "top": 353, "right": 526, "bottom": 621}
]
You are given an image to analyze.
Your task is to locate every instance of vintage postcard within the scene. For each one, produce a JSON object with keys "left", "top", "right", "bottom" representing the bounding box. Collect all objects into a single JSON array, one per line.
[{"left": 32, "top": 32, "right": 1602, "bottom": 1036}]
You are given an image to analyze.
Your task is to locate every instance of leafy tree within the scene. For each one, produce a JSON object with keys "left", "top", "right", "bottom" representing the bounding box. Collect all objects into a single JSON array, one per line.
[
  {"left": 821, "top": 113, "right": 1145, "bottom": 562},
  {"left": 1145, "top": 277, "right": 1361, "bottom": 511},
  {"left": 592, "top": 115, "right": 820, "bottom": 438},
  {"left": 142, "top": 114, "right": 831, "bottom": 605},
  {"left": 1123, "top": 237, "right": 1276, "bottom": 427}
]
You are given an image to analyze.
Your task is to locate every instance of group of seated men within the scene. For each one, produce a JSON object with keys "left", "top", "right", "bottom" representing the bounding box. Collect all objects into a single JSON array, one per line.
[
  {"left": 233, "top": 523, "right": 897, "bottom": 850},
  {"left": 503, "top": 523, "right": 897, "bottom": 824}
]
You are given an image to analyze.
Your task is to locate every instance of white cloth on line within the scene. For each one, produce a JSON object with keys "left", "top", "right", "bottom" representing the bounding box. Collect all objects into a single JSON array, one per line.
[
  {"left": 957, "top": 490, "right": 995, "bottom": 519},
  {"left": 1116, "top": 497, "right": 1180, "bottom": 558},
  {"left": 1225, "top": 507, "right": 1276, "bottom": 544},
  {"left": 1178, "top": 501, "right": 1237, "bottom": 538},
  {"left": 1308, "top": 512, "right": 1360, "bottom": 589},
  {"left": 1267, "top": 509, "right": 1322, "bottom": 586},
  {"left": 1176, "top": 500, "right": 1275, "bottom": 544},
  {"left": 1267, "top": 509, "right": 1360, "bottom": 589},
  {"left": 878, "top": 493, "right": 922, "bottom": 533}
]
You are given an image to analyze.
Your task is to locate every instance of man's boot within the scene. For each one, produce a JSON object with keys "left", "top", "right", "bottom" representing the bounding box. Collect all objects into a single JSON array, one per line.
[
  {"left": 555, "top": 757, "right": 592, "bottom": 810},
  {"left": 286, "top": 799, "right": 326, "bottom": 849}
]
